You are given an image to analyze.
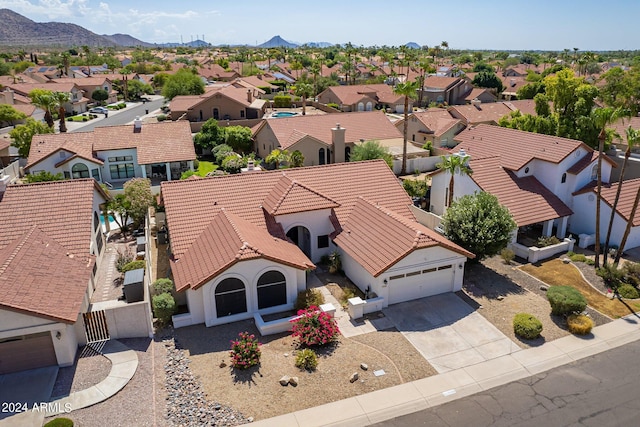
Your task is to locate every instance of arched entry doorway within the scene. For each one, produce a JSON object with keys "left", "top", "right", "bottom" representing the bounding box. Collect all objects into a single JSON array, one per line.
[{"left": 286, "top": 226, "right": 311, "bottom": 258}]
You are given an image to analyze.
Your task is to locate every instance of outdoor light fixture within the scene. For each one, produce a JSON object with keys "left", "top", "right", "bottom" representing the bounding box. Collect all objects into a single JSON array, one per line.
[
  {"left": 55, "top": 331, "right": 62, "bottom": 340},
  {"left": 458, "top": 263, "right": 463, "bottom": 269},
  {"left": 383, "top": 279, "right": 388, "bottom": 284}
]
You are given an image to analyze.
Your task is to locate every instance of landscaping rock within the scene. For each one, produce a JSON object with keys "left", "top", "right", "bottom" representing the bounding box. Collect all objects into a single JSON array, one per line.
[
  {"left": 540, "top": 285, "right": 549, "bottom": 291},
  {"left": 289, "top": 376, "right": 299, "bottom": 387},
  {"left": 279, "top": 375, "right": 291, "bottom": 386},
  {"left": 497, "top": 295, "right": 505, "bottom": 301},
  {"left": 360, "top": 363, "right": 368, "bottom": 371},
  {"left": 219, "top": 361, "right": 227, "bottom": 368},
  {"left": 349, "top": 372, "right": 359, "bottom": 383}
]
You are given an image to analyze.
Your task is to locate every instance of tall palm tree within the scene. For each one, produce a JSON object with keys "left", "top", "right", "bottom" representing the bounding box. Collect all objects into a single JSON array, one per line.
[
  {"left": 29, "top": 89, "right": 56, "bottom": 128},
  {"left": 437, "top": 153, "right": 473, "bottom": 208},
  {"left": 52, "top": 91, "right": 71, "bottom": 133},
  {"left": 591, "top": 107, "right": 626, "bottom": 267},
  {"left": 265, "top": 148, "right": 289, "bottom": 169},
  {"left": 294, "top": 83, "right": 313, "bottom": 116},
  {"left": 393, "top": 81, "right": 419, "bottom": 174},
  {"left": 612, "top": 127, "right": 640, "bottom": 265}
]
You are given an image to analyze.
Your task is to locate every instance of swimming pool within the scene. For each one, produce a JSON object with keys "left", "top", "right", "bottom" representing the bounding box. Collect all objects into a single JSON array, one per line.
[
  {"left": 271, "top": 112, "right": 298, "bottom": 118},
  {"left": 100, "top": 214, "right": 115, "bottom": 224}
]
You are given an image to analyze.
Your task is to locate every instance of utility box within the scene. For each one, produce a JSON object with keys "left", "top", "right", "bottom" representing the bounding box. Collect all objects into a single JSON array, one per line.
[{"left": 123, "top": 268, "right": 145, "bottom": 303}]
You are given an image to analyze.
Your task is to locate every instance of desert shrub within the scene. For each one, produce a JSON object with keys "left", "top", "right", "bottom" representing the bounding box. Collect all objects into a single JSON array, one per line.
[
  {"left": 82, "top": 117, "right": 88, "bottom": 122},
  {"left": 328, "top": 251, "right": 341, "bottom": 274},
  {"left": 596, "top": 263, "right": 625, "bottom": 289},
  {"left": 547, "top": 286, "right": 587, "bottom": 315},
  {"left": 273, "top": 95, "right": 292, "bottom": 108},
  {"left": 67, "top": 117, "right": 73, "bottom": 121},
  {"left": 193, "top": 158, "right": 200, "bottom": 170},
  {"left": 121, "top": 260, "right": 145, "bottom": 273},
  {"left": 339, "top": 287, "right": 357, "bottom": 308},
  {"left": 294, "top": 289, "right": 325, "bottom": 311},
  {"left": 152, "top": 278, "right": 174, "bottom": 296},
  {"left": 118, "top": 102, "right": 126, "bottom": 108},
  {"left": 617, "top": 283, "right": 640, "bottom": 299},
  {"left": 295, "top": 348, "right": 318, "bottom": 371},
  {"left": 115, "top": 247, "right": 134, "bottom": 272},
  {"left": 567, "top": 314, "right": 594, "bottom": 335},
  {"left": 568, "top": 252, "right": 588, "bottom": 263},
  {"left": 513, "top": 313, "right": 543, "bottom": 339},
  {"left": 152, "top": 293, "right": 175, "bottom": 324},
  {"left": 500, "top": 248, "right": 515, "bottom": 264},
  {"left": 327, "top": 103, "right": 340, "bottom": 110},
  {"left": 157, "top": 114, "right": 167, "bottom": 122},
  {"left": 291, "top": 306, "right": 340, "bottom": 347},
  {"left": 44, "top": 418, "right": 74, "bottom": 427},
  {"left": 622, "top": 262, "right": 640, "bottom": 287},
  {"left": 536, "top": 236, "right": 561, "bottom": 247},
  {"left": 229, "top": 332, "right": 261, "bottom": 369}
]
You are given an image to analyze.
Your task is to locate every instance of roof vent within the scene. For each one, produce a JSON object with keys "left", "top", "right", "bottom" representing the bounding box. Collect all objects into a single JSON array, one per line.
[{"left": 133, "top": 116, "right": 142, "bottom": 131}]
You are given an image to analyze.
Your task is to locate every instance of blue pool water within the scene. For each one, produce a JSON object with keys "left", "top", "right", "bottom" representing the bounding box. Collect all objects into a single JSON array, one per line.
[
  {"left": 100, "top": 214, "right": 115, "bottom": 224},
  {"left": 272, "top": 112, "right": 297, "bottom": 118}
]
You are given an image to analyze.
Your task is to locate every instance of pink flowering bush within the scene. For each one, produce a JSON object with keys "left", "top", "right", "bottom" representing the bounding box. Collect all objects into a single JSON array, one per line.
[
  {"left": 229, "top": 332, "right": 261, "bottom": 369},
  {"left": 290, "top": 306, "right": 340, "bottom": 347}
]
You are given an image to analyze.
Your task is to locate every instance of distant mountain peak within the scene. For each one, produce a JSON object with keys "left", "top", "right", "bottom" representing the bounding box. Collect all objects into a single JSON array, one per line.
[{"left": 258, "top": 35, "right": 298, "bottom": 48}]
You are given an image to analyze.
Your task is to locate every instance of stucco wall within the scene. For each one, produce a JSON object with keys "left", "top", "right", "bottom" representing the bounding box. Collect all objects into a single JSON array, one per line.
[{"left": 276, "top": 208, "right": 335, "bottom": 263}]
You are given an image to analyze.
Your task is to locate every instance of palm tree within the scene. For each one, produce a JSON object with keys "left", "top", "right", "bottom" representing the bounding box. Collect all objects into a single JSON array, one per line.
[
  {"left": 289, "top": 150, "right": 304, "bottom": 168},
  {"left": 393, "top": 81, "right": 419, "bottom": 174},
  {"left": 437, "top": 152, "right": 473, "bottom": 208},
  {"left": 591, "top": 107, "right": 626, "bottom": 267},
  {"left": 294, "top": 83, "right": 313, "bottom": 116},
  {"left": 29, "top": 89, "right": 56, "bottom": 128},
  {"left": 265, "top": 148, "right": 289, "bottom": 169},
  {"left": 612, "top": 127, "right": 640, "bottom": 264},
  {"left": 52, "top": 91, "right": 70, "bottom": 133}
]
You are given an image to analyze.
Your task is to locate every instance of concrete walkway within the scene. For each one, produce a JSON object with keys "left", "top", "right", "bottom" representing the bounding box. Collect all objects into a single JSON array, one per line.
[
  {"left": 251, "top": 315, "right": 640, "bottom": 427},
  {"left": 0, "top": 340, "right": 138, "bottom": 426}
]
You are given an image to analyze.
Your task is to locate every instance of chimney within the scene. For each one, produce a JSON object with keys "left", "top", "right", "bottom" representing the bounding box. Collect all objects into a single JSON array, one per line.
[
  {"left": 470, "top": 98, "right": 481, "bottom": 109},
  {"left": 510, "top": 79, "right": 516, "bottom": 87},
  {"left": 332, "top": 123, "right": 346, "bottom": 163},
  {"left": 247, "top": 159, "right": 255, "bottom": 171},
  {"left": 455, "top": 147, "right": 471, "bottom": 165},
  {"left": 133, "top": 116, "right": 142, "bottom": 131},
  {"left": 247, "top": 89, "right": 252, "bottom": 103},
  {"left": 1, "top": 88, "right": 14, "bottom": 105}
]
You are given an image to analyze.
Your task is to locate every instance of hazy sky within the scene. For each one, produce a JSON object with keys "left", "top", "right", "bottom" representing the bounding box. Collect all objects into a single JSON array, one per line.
[{"left": 1, "top": 0, "right": 638, "bottom": 50}]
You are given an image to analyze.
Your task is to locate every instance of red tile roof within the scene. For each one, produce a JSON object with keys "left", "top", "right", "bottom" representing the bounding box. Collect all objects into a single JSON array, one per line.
[
  {"left": 464, "top": 88, "right": 496, "bottom": 102},
  {"left": 334, "top": 198, "right": 473, "bottom": 277},
  {"left": 467, "top": 157, "right": 573, "bottom": 226},
  {"left": 27, "top": 131, "right": 97, "bottom": 169},
  {"left": 0, "top": 179, "right": 106, "bottom": 261},
  {"left": 262, "top": 111, "right": 401, "bottom": 150},
  {"left": 611, "top": 117, "right": 640, "bottom": 146},
  {"left": 262, "top": 174, "right": 340, "bottom": 216},
  {"left": 581, "top": 178, "right": 640, "bottom": 226},
  {"left": 402, "top": 110, "right": 462, "bottom": 137},
  {"left": 448, "top": 103, "right": 513, "bottom": 125},
  {"left": 422, "top": 76, "right": 462, "bottom": 90},
  {"left": 0, "top": 225, "right": 94, "bottom": 323}
]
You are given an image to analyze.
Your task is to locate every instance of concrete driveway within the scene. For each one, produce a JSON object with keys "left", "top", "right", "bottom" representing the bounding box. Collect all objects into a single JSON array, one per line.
[
  {"left": 0, "top": 366, "right": 58, "bottom": 423},
  {"left": 383, "top": 293, "right": 520, "bottom": 373}
]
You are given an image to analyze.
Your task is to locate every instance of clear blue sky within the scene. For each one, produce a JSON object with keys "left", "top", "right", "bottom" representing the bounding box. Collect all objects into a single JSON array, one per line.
[{"left": 1, "top": 0, "right": 638, "bottom": 50}]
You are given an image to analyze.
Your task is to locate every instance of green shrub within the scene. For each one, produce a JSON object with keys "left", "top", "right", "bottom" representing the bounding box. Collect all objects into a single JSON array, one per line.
[
  {"left": 500, "top": 248, "right": 515, "bottom": 264},
  {"left": 121, "top": 260, "right": 145, "bottom": 273},
  {"left": 596, "top": 263, "right": 625, "bottom": 289},
  {"left": 230, "top": 331, "right": 261, "bottom": 369},
  {"left": 152, "top": 292, "right": 175, "bottom": 323},
  {"left": 157, "top": 114, "right": 167, "bottom": 122},
  {"left": 193, "top": 159, "right": 200, "bottom": 170},
  {"left": 152, "top": 278, "right": 174, "bottom": 296},
  {"left": 115, "top": 247, "right": 134, "bottom": 272},
  {"left": 567, "top": 314, "right": 594, "bottom": 335},
  {"left": 291, "top": 306, "right": 340, "bottom": 347},
  {"left": 536, "top": 236, "right": 561, "bottom": 247},
  {"left": 617, "top": 283, "right": 640, "bottom": 299},
  {"left": 513, "top": 313, "right": 543, "bottom": 339},
  {"left": 622, "top": 262, "right": 640, "bottom": 287},
  {"left": 44, "top": 418, "right": 74, "bottom": 427},
  {"left": 339, "top": 287, "right": 356, "bottom": 308},
  {"left": 67, "top": 117, "right": 73, "bottom": 121},
  {"left": 294, "top": 289, "right": 325, "bottom": 311},
  {"left": 547, "top": 286, "right": 587, "bottom": 315},
  {"left": 328, "top": 251, "right": 341, "bottom": 274},
  {"left": 295, "top": 348, "right": 318, "bottom": 370},
  {"left": 327, "top": 103, "right": 340, "bottom": 110},
  {"left": 118, "top": 102, "right": 126, "bottom": 108},
  {"left": 82, "top": 117, "right": 88, "bottom": 122},
  {"left": 568, "top": 252, "right": 588, "bottom": 263},
  {"left": 585, "top": 259, "right": 595, "bottom": 266},
  {"left": 273, "top": 95, "right": 292, "bottom": 108}
]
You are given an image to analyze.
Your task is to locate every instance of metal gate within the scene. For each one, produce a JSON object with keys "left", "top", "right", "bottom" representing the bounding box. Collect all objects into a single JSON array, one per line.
[{"left": 83, "top": 310, "right": 110, "bottom": 343}]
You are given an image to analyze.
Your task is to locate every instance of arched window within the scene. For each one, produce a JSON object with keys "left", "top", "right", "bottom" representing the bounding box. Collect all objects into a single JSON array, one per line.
[
  {"left": 257, "top": 271, "right": 287, "bottom": 309},
  {"left": 72, "top": 163, "right": 90, "bottom": 179},
  {"left": 214, "top": 278, "right": 246, "bottom": 317},
  {"left": 345, "top": 146, "right": 351, "bottom": 162},
  {"left": 561, "top": 172, "right": 567, "bottom": 183},
  {"left": 591, "top": 165, "right": 598, "bottom": 181},
  {"left": 319, "top": 148, "right": 326, "bottom": 165},
  {"left": 357, "top": 102, "right": 364, "bottom": 111}
]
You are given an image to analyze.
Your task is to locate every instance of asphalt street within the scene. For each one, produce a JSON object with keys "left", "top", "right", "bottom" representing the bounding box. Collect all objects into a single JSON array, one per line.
[
  {"left": 372, "top": 339, "right": 640, "bottom": 427},
  {"left": 70, "top": 98, "right": 164, "bottom": 132}
]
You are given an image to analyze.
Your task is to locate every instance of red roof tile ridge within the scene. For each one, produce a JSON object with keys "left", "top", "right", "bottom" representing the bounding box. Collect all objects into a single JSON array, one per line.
[{"left": 0, "top": 224, "right": 37, "bottom": 277}]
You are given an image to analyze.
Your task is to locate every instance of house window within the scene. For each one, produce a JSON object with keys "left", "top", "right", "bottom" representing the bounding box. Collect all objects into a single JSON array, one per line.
[
  {"left": 591, "top": 165, "right": 598, "bottom": 180},
  {"left": 389, "top": 274, "right": 405, "bottom": 280},
  {"left": 108, "top": 156, "right": 133, "bottom": 162},
  {"left": 412, "top": 134, "right": 415, "bottom": 141},
  {"left": 561, "top": 173, "right": 567, "bottom": 183},
  {"left": 524, "top": 167, "right": 530, "bottom": 174},
  {"left": 445, "top": 187, "right": 449, "bottom": 207},
  {"left": 257, "top": 271, "right": 287, "bottom": 309},
  {"left": 91, "top": 168, "right": 100, "bottom": 181},
  {"left": 317, "top": 235, "right": 329, "bottom": 248},
  {"left": 72, "top": 163, "right": 90, "bottom": 179},
  {"left": 215, "top": 278, "right": 247, "bottom": 317},
  {"left": 64, "top": 171, "right": 71, "bottom": 179},
  {"left": 213, "top": 108, "right": 219, "bottom": 120},
  {"left": 109, "top": 163, "right": 135, "bottom": 179},
  {"left": 95, "top": 232, "right": 103, "bottom": 254},
  {"left": 345, "top": 146, "right": 351, "bottom": 162},
  {"left": 240, "top": 110, "right": 245, "bottom": 118},
  {"left": 438, "top": 265, "right": 452, "bottom": 270},
  {"left": 422, "top": 267, "right": 437, "bottom": 274},
  {"left": 319, "top": 148, "right": 326, "bottom": 165},
  {"left": 94, "top": 211, "right": 100, "bottom": 232}
]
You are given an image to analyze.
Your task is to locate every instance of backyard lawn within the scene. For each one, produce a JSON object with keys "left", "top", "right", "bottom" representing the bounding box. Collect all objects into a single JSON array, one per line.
[
  {"left": 194, "top": 160, "right": 217, "bottom": 176},
  {"left": 520, "top": 259, "right": 640, "bottom": 318}
]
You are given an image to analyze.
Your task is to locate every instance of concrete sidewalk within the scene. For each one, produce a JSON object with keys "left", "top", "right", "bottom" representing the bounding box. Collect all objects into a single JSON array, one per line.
[{"left": 251, "top": 315, "right": 640, "bottom": 427}]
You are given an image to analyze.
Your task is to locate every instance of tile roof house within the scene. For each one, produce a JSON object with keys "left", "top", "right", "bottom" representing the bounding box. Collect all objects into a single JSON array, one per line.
[
  {"left": 26, "top": 120, "right": 196, "bottom": 188},
  {"left": 198, "top": 64, "right": 241, "bottom": 82},
  {"left": 0, "top": 179, "right": 108, "bottom": 373},
  {"left": 169, "top": 84, "right": 267, "bottom": 122},
  {"left": 50, "top": 77, "right": 118, "bottom": 104},
  {"left": 447, "top": 102, "right": 514, "bottom": 126},
  {"left": 6, "top": 82, "right": 89, "bottom": 114},
  {"left": 161, "top": 160, "right": 473, "bottom": 328},
  {"left": 430, "top": 124, "right": 617, "bottom": 253},
  {"left": 254, "top": 111, "right": 403, "bottom": 167},
  {"left": 394, "top": 109, "right": 465, "bottom": 149},
  {"left": 316, "top": 84, "right": 407, "bottom": 113},
  {"left": 419, "top": 76, "right": 472, "bottom": 106}
]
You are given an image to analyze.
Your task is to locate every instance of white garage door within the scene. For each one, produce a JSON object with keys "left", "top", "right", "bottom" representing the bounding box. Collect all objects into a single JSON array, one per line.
[{"left": 388, "top": 264, "right": 454, "bottom": 305}]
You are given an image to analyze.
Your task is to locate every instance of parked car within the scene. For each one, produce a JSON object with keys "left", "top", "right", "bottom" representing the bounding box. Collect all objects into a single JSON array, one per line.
[{"left": 89, "top": 107, "right": 109, "bottom": 114}]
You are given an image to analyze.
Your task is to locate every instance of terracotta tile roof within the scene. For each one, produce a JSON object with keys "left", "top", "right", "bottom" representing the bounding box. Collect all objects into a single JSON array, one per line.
[
  {"left": 7, "top": 82, "right": 78, "bottom": 96},
  {"left": 611, "top": 116, "right": 640, "bottom": 146},
  {"left": 454, "top": 124, "right": 588, "bottom": 170},
  {"left": 503, "top": 99, "right": 539, "bottom": 116},
  {"left": 403, "top": 110, "right": 463, "bottom": 137},
  {"left": 262, "top": 174, "right": 340, "bottom": 216},
  {"left": 465, "top": 88, "right": 496, "bottom": 102},
  {"left": 262, "top": 111, "right": 401, "bottom": 150},
  {"left": 171, "top": 209, "right": 313, "bottom": 291},
  {"left": 52, "top": 77, "right": 112, "bottom": 86},
  {"left": 27, "top": 131, "right": 97, "bottom": 169},
  {"left": 422, "top": 76, "right": 462, "bottom": 90},
  {"left": 10, "top": 104, "right": 37, "bottom": 117},
  {"left": 500, "top": 76, "right": 528, "bottom": 94},
  {"left": 448, "top": 103, "right": 513, "bottom": 125},
  {"left": 170, "top": 85, "right": 263, "bottom": 113},
  {"left": 566, "top": 151, "right": 601, "bottom": 175},
  {"left": 578, "top": 178, "right": 640, "bottom": 227},
  {"left": 468, "top": 157, "right": 573, "bottom": 226},
  {"left": 319, "top": 84, "right": 397, "bottom": 105},
  {"left": 93, "top": 121, "right": 196, "bottom": 164},
  {"left": 168, "top": 95, "right": 203, "bottom": 113},
  {"left": 0, "top": 225, "right": 94, "bottom": 323},
  {"left": 161, "top": 160, "right": 413, "bottom": 259},
  {"left": 334, "top": 198, "right": 473, "bottom": 277},
  {"left": 0, "top": 179, "right": 106, "bottom": 262},
  {"left": 0, "top": 75, "right": 39, "bottom": 85}
]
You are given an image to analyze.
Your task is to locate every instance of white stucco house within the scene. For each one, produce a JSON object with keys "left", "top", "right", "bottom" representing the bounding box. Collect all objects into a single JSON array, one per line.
[
  {"left": 161, "top": 160, "right": 474, "bottom": 328},
  {"left": 25, "top": 120, "right": 196, "bottom": 190},
  {"left": 0, "top": 179, "right": 108, "bottom": 373},
  {"left": 430, "top": 124, "right": 617, "bottom": 247}
]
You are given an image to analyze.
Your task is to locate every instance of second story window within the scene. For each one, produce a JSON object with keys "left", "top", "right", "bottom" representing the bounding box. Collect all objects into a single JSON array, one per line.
[{"left": 561, "top": 173, "right": 567, "bottom": 183}]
